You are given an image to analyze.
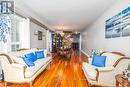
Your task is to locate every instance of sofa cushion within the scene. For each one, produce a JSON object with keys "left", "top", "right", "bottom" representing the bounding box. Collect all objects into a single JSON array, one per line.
[
  {"left": 82, "top": 62, "right": 114, "bottom": 82},
  {"left": 82, "top": 63, "right": 97, "bottom": 80},
  {"left": 102, "top": 53, "right": 123, "bottom": 67},
  {"left": 92, "top": 55, "right": 106, "bottom": 67},
  {"left": 25, "top": 57, "right": 51, "bottom": 78},
  {"left": 96, "top": 66, "right": 114, "bottom": 72},
  {"left": 35, "top": 50, "right": 44, "bottom": 59}
]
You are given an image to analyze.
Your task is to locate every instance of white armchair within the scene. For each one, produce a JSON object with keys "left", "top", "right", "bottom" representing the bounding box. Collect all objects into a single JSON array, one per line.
[{"left": 82, "top": 52, "right": 130, "bottom": 87}]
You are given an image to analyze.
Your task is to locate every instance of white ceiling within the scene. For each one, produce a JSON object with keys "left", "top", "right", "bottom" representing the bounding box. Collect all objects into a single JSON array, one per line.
[{"left": 16, "top": 0, "right": 116, "bottom": 31}]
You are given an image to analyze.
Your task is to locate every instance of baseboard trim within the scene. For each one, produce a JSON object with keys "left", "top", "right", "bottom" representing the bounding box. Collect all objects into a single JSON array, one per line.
[{"left": 81, "top": 50, "right": 90, "bottom": 57}]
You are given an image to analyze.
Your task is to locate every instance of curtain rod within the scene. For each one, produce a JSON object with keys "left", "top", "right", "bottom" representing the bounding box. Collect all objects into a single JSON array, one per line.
[
  {"left": 14, "top": 12, "right": 27, "bottom": 19},
  {"left": 15, "top": 12, "right": 51, "bottom": 31},
  {"left": 29, "top": 17, "right": 49, "bottom": 30}
]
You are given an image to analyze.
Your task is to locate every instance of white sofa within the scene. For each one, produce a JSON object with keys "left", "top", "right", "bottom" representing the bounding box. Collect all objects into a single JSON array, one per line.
[
  {"left": 82, "top": 52, "right": 130, "bottom": 87},
  {"left": 0, "top": 48, "right": 52, "bottom": 87}
]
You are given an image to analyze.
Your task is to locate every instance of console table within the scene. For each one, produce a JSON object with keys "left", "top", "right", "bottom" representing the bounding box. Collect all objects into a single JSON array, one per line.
[{"left": 115, "top": 74, "right": 130, "bottom": 87}]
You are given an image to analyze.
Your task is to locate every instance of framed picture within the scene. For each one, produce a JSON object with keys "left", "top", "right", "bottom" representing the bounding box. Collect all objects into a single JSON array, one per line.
[
  {"left": 38, "top": 31, "right": 42, "bottom": 40},
  {"left": 105, "top": 6, "right": 130, "bottom": 38}
]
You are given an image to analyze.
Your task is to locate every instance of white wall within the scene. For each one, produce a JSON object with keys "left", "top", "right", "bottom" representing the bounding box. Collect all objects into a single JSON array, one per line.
[
  {"left": 81, "top": 0, "right": 130, "bottom": 56},
  {"left": 30, "top": 22, "right": 47, "bottom": 49}
]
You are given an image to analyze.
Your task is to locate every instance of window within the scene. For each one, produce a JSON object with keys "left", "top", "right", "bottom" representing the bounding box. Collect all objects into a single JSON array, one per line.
[
  {"left": 11, "top": 15, "right": 23, "bottom": 51},
  {"left": 0, "top": 14, "right": 29, "bottom": 52}
]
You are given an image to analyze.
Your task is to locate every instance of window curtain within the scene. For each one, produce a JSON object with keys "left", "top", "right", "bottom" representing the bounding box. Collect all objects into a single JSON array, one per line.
[
  {"left": 46, "top": 30, "right": 52, "bottom": 52},
  {"left": 11, "top": 15, "right": 30, "bottom": 51},
  {"left": 0, "top": 15, "right": 30, "bottom": 53},
  {"left": 0, "top": 15, "right": 11, "bottom": 53},
  {"left": 19, "top": 18, "right": 30, "bottom": 48}
]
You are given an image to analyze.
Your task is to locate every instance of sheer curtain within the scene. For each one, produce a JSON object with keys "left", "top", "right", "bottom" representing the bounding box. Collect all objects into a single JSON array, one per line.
[
  {"left": 19, "top": 18, "right": 30, "bottom": 49},
  {"left": 0, "top": 15, "right": 11, "bottom": 53},
  {"left": 46, "top": 30, "right": 52, "bottom": 52}
]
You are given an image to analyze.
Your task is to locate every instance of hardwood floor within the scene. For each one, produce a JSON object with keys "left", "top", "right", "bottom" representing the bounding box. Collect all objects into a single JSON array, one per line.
[{"left": 0, "top": 51, "right": 89, "bottom": 87}]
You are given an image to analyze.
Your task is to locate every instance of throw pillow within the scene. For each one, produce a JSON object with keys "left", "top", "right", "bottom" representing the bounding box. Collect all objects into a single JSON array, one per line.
[
  {"left": 92, "top": 55, "right": 106, "bottom": 67},
  {"left": 25, "top": 53, "right": 37, "bottom": 62},
  {"left": 39, "top": 49, "right": 47, "bottom": 57},
  {"left": 22, "top": 56, "right": 35, "bottom": 67},
  {"left": 35, "top": 50, "right": 44, "bottom": 59}
]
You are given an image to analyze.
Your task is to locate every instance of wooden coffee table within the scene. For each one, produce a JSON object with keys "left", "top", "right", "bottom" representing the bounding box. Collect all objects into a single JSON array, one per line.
[{"left": 115, "top": 74, "right": 130, "bottom": 87}]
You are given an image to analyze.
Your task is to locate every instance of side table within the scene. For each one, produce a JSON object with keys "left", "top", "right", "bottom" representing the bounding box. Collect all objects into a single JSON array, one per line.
[{"left": 115, "top": 74, "right": 130, "bottom": 87}]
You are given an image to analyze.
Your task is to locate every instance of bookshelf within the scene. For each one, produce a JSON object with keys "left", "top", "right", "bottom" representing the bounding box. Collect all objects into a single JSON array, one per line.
[{"left": 52, "top": 33, "right": 62, "bottom": 52}]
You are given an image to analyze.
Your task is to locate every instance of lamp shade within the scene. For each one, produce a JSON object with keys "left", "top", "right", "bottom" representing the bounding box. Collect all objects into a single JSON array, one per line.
[{"left": 34, "top": 30, "right": 38, "bottom": 35}]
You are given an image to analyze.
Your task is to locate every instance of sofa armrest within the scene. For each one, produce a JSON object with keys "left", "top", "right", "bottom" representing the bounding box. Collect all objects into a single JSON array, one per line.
[
  {"left": 113, "top": 57, "right": 130, "bottom": 67},
  {"left": 11, "top": 63, "right": 27, "bottom": 70},
  {"left": 95, "top": 67, "right": 114, "bottom": 81},
  {"left": 11, "top": 63, "right": 27, "bottom": 78},
  {"left": 2, "top": 63, "right": 27, "bottom": 82}
]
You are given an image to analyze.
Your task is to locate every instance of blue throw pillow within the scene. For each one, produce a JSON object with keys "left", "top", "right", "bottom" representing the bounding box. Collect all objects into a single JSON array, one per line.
[
  {"left": 22, "top": 56, "right": 35, "bottom": 67},
  {"left": 35, "top": 50, "right": 44, "bottom": 59},
  {"left": 92, "top": 55, "right": 106, "bottom": 67},
  {"left": 25, "top": 53, "right": 37, "bottom": 62}
]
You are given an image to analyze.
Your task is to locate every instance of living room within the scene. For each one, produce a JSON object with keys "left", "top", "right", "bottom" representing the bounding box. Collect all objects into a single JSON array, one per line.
[{"left": 0, "top": 0, "right": 130, "bottom": 87}]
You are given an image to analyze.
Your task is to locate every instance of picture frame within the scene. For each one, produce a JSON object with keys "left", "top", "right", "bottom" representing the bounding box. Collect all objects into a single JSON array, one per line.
[{"left": 38, "top": 31, "right": 42, "bottom": 40}]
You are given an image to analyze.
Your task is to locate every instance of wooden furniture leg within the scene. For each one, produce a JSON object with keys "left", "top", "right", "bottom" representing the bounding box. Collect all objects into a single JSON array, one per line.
[
  {"left": 4, "top": 82, "right": 7, "bottom": 87},
  {"left": 116, "top": 80, "right": 119, "bottom": 87},
  {"left": 88, "top": 83, "right": 91, "bottom": 87},
  {"left": 29, "top": 82, "right": 33, "bottom": 87}
]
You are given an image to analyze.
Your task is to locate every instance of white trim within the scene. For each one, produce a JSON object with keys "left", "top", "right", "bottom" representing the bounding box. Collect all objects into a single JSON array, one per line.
[
  {"left": 79, "top": 34, "right": 82, "bottom": 50},
  {"left": 81, "top": 50, "right": 90, "bottom": 57}
]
